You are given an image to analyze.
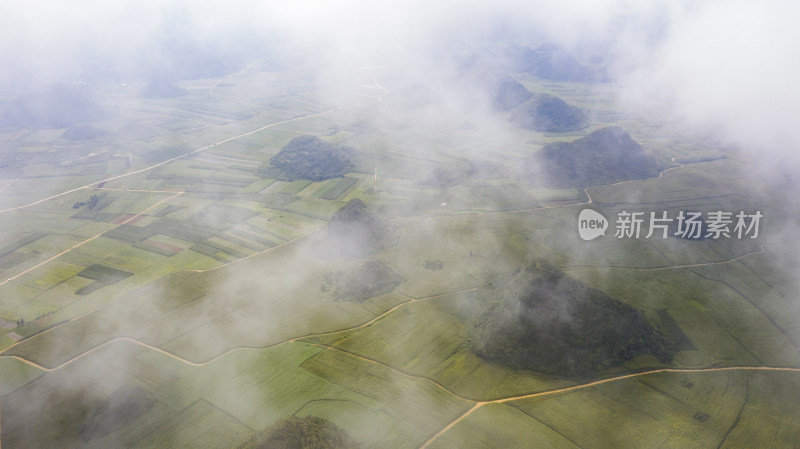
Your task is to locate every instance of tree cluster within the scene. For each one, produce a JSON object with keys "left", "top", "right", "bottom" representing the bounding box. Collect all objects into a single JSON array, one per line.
[
  {"left": 267, "top": 135, "right": 355, "bottom": 181},
  {"left": 464, "top": 259, "right": 675, "bottom": 378},
  {"left": 511, "top": 93, "right": 589, "bottom": 132},
  {"left": 322, "top": 260, "right": 403, "bottom": 302},
  {"left": 244, "top": 417, "right": 356, "bottom": 449},
  {"left": 73, "top": 194, "right": 100, "bottom": 210},
  {"left": 525, "top": 126, "right": 659, "bottom": 188},
  {"left": 325, "top": 199, "right": 396, "bottom": 257}
]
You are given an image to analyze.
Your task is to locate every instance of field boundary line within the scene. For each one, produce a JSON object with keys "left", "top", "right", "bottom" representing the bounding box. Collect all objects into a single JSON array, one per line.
[
  {"left": 0, "top": 337, "right": 289, "bottom": 372},
  {"left": 179, "top": 228, "right": 322, "bottom": 274},
  {"left": 430, "top": 162, "right": 718, "bottom": 218},
  {"left": 0, "top": 109, "right": 338, "bottom": 214},
  {"left": 0, "top": 284, "right": 486, "bottom": 370},
  {"left": 560, "top": 246, "right": 766, "bottom": 272},
  {"left": 306, "top": 343, "right": 471, "bottom": 402},
  {"left": 0, "top": 191, "right": 183, "bottom": 288},
  {"left": 4, "top": 334, "right": 799, "bottom": 449},
  {"left": 685, "top": 266, "right": 800, "bottom": 358},
  {"left": 0, "top": 210, "right": 316, "bottom": 355},
  {"left": 418, "top": 365, "right": 800, "bottom": 448},
  {"left": 294, "top": 284, "right": 486, "bottom": 341}
]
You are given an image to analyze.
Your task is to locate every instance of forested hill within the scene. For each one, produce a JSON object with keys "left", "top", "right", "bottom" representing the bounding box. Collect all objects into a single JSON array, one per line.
[
  {"left": 269, "top": 135, "right": 355, "bottom": 181},
  {"left": 464, "top": 259, "right": 675, "bottom": 378},
  {"left": 525, "top": 126, "right": 659, "bottom": 188},
  {"left": 511, "top": 92, "right": 589, "bottom": 132}
]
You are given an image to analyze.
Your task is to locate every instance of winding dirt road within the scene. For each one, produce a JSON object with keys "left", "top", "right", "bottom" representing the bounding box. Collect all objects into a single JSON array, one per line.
[
  {"left": 0, "top": 71, "right": 782, "bottom": 449},
  {"left": 0, "top": 191, "right": 184, "bottom": 288},
  {"left": 0, "top": 108, "right": 339, "bottom": 215},
  {"left": 419, "top": 365, "right": 800, "bottom": 449},
  {"left": 2, "top": 271, "right": 797, "bottom": 449},
  {"left": 471, "top": 163, "right": 693, "bottom": 217},
  {"left": 0, "top": 283, "right": 485, "bottom": 371},
  {"left": 560, "top": 245, "right": 766, "bottom": 272}
]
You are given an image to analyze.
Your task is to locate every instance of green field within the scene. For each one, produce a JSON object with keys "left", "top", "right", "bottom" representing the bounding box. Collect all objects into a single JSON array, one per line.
[{"left": 0, "top": 52, "right": 798, "bottom": 449}]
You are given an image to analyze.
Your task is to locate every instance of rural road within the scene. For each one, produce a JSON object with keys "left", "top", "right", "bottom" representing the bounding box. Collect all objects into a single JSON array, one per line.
[
  {"left": 560, "top": 245, "right": 766, "bottom": 272},
  {"left": 1, "top": 271, "right": 797, "bottom": 449},
  {"left": 0, "top": 62, "right": 392, "bottom": 216},
  {"left": 0, "top": 191, "right": 184, "bottom": 288},
  {"left": 418, "top": 365, "right": 800, "bottom": 448},
  {"left": 0, "top": 70, "right": 779, "bottom": 449},
  {"left": 0, "top": 108, "right": 339, "bottom": 215},
  {"left": 0, "top": 284, "right": 485, "bottom": 371},
  {"left": 473, "top": 162, "right": 692, "bottom": 216}
]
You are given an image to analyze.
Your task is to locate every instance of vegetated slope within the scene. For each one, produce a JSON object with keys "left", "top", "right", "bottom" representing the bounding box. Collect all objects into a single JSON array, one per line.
[
  {"left": 511, "top": 93, "right": 589, "bottom": 132},
  {"left": 464, "top": 259, "right": 675, "bottom": 378},
  {"left": 240, "top": 416, "right": 356, "bottom": 449},
  {"left": 488, "top": 75, "right": 588, "bottom": 132},
  {"left": 1, "top": 83, "right": 106, "bottom": 128},
  {"left": 492, "top": 76, "right": 534, "bottom": 111},
  {"left": 324, "top": 199, "right": 396, "bottom": 257},
  {"left": 269, "top": 135, "right": 355, "bottom": 181},
  {"left": 504, "top": 43, "right": 606, "bottom": 82},
  {"left": 322, "top": 259, "right": 403, "bottom": 302},
  {"left": 525, "top": 126, "right": 659, "bottom": 188}
]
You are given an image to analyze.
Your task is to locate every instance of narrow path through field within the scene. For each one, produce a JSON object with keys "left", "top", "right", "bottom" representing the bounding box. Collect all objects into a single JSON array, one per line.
[
  {"left": 418, "top": 366, "right": 800, "bottom": 449},
  {"left": 358, "top": 66, "right": 389, "bottom": 102},
  {"left": 0, "top": 77, "right": 769, "bottom": 449},
  {"left": 209, "top": 60, "right": 259, "bottom": 96},
  {"left": 3, "top": 280, "right": 799, "bottom": 449},
  {"left": 293, "top": 284, "right": 486, "bottom": 342},
  {"left": 306, "top": 343, "right": 467, "bottom": 400},
  {"left": 560, "top": 246, "right": 766, "bottom": 272},
  {"left": 6, "top": 319, "right": 799, "bottom": 449},
  {"left": 660, "top": 163, "right": 685, "bottom": 177},
  {"left": 0, "top": 63, "right": 390, "bottom": 216},
  {"left": 472, "top": 162, "right": 692, "bottom": 216},
  {"left": 5, "top": 269, "right": 799, "bottom": 447},
  {"left": 0, "top": 224, "right": 323, "bottom": 357},
  {"left": 0, "top": 108, "right": 338, "bottom": 214},
  {"left": 686, "top": 266, "right": 800, "bottom": 359},
  {"left": 715, "top": 372, "right": 749, "bottom": 449},
  {"left": 180, "top": 228, "right": 322, "bottom": 274},
  {"left": 0, "top": 191, "right": 183, "bottom": 288},
  {"left": 0, "top": 283, "right": 485, "bottom": 370}
]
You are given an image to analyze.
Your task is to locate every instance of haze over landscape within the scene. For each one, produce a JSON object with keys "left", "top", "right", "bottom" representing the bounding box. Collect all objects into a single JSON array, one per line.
[{"left": 0, "top": 1, "right": 799, "bottom": 448}]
